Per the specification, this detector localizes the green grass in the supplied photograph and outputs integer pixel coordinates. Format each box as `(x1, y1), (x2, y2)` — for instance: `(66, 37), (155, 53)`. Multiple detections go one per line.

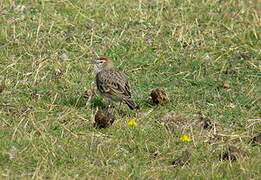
(0, 0), (260, 179)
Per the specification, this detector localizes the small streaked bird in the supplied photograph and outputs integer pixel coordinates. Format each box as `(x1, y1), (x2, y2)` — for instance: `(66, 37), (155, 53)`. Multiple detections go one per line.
(90, 57), (139, 110)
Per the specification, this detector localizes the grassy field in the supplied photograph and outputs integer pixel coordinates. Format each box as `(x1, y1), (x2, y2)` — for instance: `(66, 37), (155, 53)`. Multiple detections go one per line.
(0, 0), (260, 179)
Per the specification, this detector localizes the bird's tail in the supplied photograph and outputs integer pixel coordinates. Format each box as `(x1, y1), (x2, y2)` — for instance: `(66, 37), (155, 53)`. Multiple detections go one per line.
(124, 99), (140, 110)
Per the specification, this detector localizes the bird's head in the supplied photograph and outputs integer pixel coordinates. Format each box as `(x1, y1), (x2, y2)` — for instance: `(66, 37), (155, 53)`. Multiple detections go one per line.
(90, 57), (114, 73)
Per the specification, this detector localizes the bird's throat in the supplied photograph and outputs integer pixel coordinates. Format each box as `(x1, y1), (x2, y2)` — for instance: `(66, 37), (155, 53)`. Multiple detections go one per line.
(94, 64), (102, 73)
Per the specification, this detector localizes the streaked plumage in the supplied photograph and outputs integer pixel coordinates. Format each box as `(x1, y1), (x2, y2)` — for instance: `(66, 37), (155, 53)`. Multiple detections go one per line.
(91, 57), (139, 110)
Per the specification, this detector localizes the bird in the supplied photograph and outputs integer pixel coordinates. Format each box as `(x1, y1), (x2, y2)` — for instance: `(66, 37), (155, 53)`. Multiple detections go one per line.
(90, 57), (139, 110)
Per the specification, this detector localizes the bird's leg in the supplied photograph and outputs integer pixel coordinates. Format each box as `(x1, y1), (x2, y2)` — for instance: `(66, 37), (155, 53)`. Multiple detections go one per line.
(116, 101), (125, 115)
(107, 99), (115, 109)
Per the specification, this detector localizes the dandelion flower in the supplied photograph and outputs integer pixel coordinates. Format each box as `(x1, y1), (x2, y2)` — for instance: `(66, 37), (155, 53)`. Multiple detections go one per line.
(180, 134), (191, 142)
(128, 120), (137, 126)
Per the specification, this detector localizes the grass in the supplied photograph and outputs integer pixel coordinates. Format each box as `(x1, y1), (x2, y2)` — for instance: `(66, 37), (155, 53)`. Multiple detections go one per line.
(0, 0), (260, 179)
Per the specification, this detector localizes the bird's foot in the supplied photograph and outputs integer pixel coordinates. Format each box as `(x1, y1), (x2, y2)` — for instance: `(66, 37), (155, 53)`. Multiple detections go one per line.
(106, 104), (115, 109)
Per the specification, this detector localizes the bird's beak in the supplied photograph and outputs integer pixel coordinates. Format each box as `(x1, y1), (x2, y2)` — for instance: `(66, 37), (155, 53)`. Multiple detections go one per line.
(90, 60), (96, 64)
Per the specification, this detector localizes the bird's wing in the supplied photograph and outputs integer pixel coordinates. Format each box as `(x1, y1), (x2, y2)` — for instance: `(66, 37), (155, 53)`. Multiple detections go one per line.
(96, 68), (132, 99)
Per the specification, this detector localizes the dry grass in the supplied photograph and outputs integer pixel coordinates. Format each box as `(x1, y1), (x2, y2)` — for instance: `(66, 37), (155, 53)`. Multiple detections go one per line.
(0, 0), (260, 179)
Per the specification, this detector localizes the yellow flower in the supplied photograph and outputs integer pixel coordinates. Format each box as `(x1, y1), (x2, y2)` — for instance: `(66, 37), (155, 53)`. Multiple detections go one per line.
(180, 134), (191, 142)
(128, 120), (137, 126)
